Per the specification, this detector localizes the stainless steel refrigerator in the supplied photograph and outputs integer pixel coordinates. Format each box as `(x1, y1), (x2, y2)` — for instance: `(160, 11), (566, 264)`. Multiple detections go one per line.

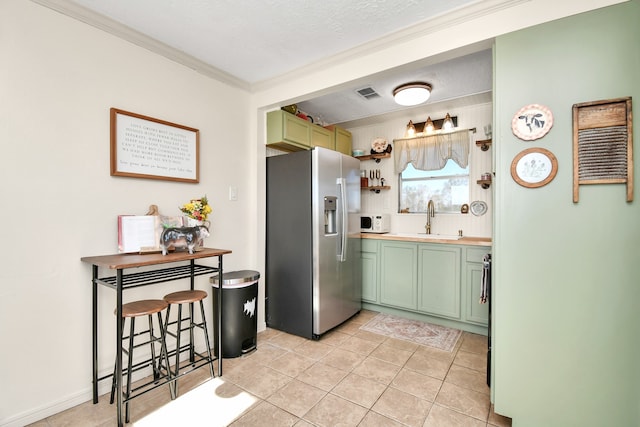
(266, 147), (361, 339)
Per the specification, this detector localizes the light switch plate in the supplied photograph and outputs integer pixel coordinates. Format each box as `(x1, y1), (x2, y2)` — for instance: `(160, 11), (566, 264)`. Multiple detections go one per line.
(228, 186), (238, 201)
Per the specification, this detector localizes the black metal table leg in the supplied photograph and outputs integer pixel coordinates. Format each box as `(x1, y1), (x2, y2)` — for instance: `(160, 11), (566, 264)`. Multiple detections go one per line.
(92, 265), (98, 404)
(82, 249), (230, 426)
(217, 256), (223, 376)
(116, 269), (124, 427)
(189, 260), (195, 363)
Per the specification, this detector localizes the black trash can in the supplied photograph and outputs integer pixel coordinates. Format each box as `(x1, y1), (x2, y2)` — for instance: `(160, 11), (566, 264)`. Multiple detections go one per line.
(210, 270), (260, 358)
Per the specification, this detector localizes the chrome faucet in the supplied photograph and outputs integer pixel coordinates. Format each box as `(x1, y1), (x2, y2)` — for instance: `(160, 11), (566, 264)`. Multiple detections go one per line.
(425, 199), (435, 234)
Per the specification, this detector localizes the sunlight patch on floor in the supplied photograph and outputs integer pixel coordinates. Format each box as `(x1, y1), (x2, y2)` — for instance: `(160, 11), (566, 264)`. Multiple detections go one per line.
(133, 378), (256, 426)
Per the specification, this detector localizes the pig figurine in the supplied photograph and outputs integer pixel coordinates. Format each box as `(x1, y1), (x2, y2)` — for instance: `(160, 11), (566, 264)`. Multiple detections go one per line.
(160, 226), (210, 255)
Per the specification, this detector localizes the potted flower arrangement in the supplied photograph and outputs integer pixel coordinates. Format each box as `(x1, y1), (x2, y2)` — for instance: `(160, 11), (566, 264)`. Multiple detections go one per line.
(180, 195), (212, 227)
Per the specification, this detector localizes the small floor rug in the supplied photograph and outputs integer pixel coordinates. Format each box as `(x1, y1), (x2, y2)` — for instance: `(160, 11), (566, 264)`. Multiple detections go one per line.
(360, 313), (462, 352)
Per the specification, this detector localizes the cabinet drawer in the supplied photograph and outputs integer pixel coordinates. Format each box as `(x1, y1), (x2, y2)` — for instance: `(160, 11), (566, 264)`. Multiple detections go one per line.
(466, 247), (490, 263)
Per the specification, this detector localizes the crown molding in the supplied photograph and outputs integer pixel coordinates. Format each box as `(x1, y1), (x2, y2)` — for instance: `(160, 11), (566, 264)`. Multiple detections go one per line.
(30, 0), (252, 91)
(250, 0), (526, 91)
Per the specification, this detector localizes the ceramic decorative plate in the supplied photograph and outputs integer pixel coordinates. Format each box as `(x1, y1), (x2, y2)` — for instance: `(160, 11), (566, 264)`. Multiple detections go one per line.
(470, 200), (488, 216)
(511, 104), (553, 141)
(510, 147), (558, 188)
(371, 137), (388, 153)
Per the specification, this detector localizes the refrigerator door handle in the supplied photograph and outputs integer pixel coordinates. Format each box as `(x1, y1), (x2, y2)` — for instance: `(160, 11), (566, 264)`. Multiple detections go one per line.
(337, 177), (347, 262)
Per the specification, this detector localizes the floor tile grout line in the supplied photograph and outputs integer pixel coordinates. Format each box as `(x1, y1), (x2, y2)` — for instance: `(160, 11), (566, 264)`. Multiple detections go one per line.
(33, 310), (501, 427)
(323, 329), (445, 426)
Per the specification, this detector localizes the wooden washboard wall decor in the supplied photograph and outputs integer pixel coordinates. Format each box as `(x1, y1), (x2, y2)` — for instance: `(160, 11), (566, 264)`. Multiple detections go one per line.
(573, 97), (633, 202)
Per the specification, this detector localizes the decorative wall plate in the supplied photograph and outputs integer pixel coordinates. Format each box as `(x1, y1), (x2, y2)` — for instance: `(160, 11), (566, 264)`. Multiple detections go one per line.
(511, 104), (553, 141)
(511, 147), (558, 188)
(470, 201), (487, 216)
(371, 137), (389, 153)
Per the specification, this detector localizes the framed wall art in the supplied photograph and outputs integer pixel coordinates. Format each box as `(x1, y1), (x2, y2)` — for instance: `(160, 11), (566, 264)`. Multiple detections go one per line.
(512, 104), (554, 141)
(110, 108), (200, 183)
(511, 147), (558, 188)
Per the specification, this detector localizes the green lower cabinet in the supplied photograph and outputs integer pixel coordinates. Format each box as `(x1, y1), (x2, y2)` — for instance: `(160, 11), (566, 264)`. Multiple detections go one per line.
(417, 245), (461, 319)
(463, 248), (490, 325)
(379, 241), (417, 310)
(362, 238), (490, 334)
(361, 240), (379, 303)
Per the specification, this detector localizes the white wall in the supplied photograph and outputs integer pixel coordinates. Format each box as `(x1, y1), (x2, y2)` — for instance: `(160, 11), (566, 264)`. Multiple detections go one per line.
(349, 102), (493, 237)
(0, 1), (252, 425)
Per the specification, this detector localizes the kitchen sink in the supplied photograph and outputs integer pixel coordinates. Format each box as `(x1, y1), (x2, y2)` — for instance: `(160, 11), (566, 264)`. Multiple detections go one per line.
(390, 233), (461, 240)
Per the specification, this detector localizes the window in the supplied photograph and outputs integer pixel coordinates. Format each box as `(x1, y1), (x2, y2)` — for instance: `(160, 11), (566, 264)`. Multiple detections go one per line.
(399, 160), (469, 213)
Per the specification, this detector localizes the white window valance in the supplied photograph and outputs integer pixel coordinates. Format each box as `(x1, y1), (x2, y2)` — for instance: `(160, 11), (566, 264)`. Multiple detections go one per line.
(394, 129), (471, 173)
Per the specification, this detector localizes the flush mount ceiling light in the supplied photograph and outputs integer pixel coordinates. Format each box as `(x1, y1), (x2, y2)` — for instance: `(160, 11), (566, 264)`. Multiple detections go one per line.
(393, 82), (432, 106)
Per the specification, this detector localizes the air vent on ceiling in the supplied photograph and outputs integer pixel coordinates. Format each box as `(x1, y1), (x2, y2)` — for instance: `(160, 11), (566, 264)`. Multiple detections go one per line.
(356, 87), (380, 100)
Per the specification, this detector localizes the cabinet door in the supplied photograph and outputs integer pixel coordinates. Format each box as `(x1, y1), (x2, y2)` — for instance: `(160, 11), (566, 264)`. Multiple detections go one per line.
(283, 112), (311, 146)
(380, 242), (417, 310)
(266, 110), (311, 151)
(362, 251), (378, 303)
(417, 245), (461, 319)
(334, 127), (352, 155)
(464, 262), (489, 325)
(361, 239), (378, 303)
(311, 125), (334, 150)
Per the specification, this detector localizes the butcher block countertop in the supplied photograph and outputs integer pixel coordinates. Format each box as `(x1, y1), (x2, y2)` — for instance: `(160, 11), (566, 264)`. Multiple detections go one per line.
(361, 233), (492, 247)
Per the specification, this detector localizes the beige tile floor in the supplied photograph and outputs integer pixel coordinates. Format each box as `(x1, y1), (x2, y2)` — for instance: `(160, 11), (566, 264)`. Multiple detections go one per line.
(29, 310), (512, 426)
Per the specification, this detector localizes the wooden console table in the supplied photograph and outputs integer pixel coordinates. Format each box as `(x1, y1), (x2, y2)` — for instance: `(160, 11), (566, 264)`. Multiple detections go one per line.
(81, 247), (232, 427)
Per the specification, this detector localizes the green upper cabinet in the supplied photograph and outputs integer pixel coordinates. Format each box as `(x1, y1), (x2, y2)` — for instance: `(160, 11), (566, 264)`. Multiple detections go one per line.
(310, 125), (333, 150)
(267, 110), (342, 152)
(267, 110), (311, 151)
(327, 125), (353, 155)
(417, 244), (462, 319)
(379, 241), (418, 310)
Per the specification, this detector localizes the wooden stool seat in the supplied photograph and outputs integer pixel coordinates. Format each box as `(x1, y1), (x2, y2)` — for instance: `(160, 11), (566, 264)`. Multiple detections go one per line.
(163, 290), (207, 305)
(110, 299), (173, 423)
(117, 299), (168, 317)
(162, 289), (214, 396)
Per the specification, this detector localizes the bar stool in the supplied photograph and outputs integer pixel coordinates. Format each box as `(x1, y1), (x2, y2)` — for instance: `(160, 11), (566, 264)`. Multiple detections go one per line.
(109, 299), (173, 423)
(162, 289), (215, 396)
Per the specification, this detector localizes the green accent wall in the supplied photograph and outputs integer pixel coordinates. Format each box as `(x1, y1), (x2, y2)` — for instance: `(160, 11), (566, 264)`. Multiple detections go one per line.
(494, 1), (640, 426)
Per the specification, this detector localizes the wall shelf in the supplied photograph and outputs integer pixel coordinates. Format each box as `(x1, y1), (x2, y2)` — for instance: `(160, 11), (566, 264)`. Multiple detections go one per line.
(355, 152), (391, 163)
(362, 185), (390, 193)
(477, 179), (492, 189)
(476, 139), (492, 151)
